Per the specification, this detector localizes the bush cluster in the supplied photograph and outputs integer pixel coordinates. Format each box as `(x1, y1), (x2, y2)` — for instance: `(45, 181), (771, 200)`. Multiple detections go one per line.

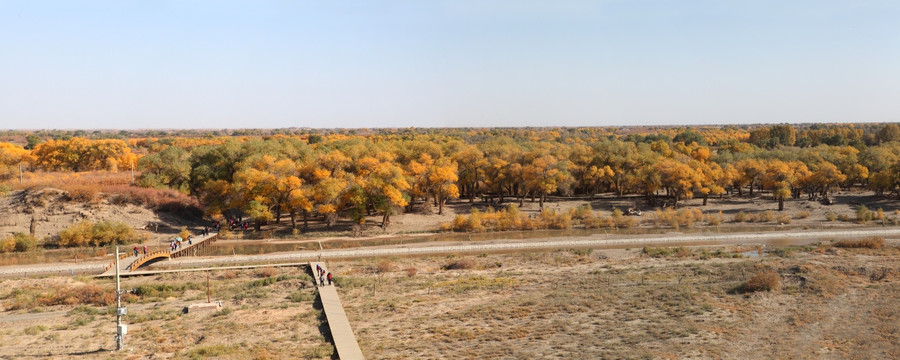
(0, 232), (37, 253)
(834, 237), (885, 249)
(8, 284), (115, 310)
(732, 210), (777, 223)
(56, 220), (144, 247)
(738, 270), (781, 293)
(854, 206), (885, 224)
(443, 259), (477, 270)
(777, 214), (792, 224)
(651, 208), (706, 229)
(583, 208), (636, 229)
(443, 205), (574, 232)
(442, 204), (643, 233)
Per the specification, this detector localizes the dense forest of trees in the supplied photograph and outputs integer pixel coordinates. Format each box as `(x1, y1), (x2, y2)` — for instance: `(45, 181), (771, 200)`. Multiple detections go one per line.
(1, 124), (898, 229)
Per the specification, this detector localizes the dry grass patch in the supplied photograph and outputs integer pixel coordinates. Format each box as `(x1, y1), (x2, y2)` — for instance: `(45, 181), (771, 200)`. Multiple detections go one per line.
(736, 270), (781, 293)
(834, 237), (885, 250)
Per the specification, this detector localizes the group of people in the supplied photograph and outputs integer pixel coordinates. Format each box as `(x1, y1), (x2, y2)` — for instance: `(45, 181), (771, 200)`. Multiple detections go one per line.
(132, 246), (148, 257)
(131, 223), (220, 256)
(170, 238), (182, 251)
(315, 264), (333, 286)
(226, 217), (250, 231)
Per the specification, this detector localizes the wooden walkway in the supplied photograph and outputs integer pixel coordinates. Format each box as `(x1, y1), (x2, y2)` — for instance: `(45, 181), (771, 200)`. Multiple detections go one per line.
(99, 232), (218, 276)
(310, 262), (364, 360)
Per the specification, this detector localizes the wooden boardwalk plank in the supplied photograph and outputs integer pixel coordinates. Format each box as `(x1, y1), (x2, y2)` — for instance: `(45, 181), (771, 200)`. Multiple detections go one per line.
(310, 262), (364, 360)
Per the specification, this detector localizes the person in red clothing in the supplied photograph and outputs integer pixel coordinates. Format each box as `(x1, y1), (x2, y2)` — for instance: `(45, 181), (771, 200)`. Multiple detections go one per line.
(326, 272), (333, 285)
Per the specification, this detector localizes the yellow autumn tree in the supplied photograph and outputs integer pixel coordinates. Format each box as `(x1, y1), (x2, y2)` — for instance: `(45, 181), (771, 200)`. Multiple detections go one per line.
(427, 157), (460, 215)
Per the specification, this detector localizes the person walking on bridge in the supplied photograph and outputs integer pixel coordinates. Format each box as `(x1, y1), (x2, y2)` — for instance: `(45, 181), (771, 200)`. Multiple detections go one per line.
(326, 272), (333, 285)
(143, 245), (147, 255)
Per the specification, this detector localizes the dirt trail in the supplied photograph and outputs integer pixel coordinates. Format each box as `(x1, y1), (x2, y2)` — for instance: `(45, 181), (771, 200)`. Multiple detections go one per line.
(2, 227), (898, 277)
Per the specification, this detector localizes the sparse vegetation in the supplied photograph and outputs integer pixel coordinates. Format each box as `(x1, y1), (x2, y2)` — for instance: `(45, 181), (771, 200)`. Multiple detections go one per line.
(443, 258), (477, 270)
(56, 220), (145, 247)
(737, 270), (781, 293)
(834, 237), (885, 249)
(0, 232), (37, 253)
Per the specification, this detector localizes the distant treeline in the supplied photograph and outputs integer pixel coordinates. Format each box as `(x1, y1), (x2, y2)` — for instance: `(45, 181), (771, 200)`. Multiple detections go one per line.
(1, 124), (898, 229)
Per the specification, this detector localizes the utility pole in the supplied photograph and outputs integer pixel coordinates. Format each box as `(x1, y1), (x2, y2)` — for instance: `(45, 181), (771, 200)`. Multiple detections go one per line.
(19, 164), (23, 184)
(114, 246), (127, 351)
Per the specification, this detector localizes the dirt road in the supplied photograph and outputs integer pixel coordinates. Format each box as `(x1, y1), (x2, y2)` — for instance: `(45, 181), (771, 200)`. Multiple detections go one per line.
(2, 227), (899, 277)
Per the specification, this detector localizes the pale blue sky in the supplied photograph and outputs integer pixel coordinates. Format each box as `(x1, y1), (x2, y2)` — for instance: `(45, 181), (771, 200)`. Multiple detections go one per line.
(1, 1), (898, 129)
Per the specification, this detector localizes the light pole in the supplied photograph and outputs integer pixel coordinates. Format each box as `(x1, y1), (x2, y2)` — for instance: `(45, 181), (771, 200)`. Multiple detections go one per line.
(114, 246), (127, 351)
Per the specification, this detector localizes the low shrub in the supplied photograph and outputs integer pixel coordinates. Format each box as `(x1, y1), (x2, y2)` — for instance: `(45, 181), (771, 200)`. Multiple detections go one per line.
(856, 206), (873, 224)
(24, 325), (47, 335)
(134, 283), (201, 299)
(572, 204), (593, 220)
(777, 214), (792, 224)
(26, 284), (116, 308)
(443, 259), (477, 270)
(825, 212), (836, 221)
(0, 237), (15, 253)
(652, 208), (704, 229)
(543, 210), (573, 229)
(56, 220), (144, 247)
(288, 291), (315, 303)
(256, 267), (278, 278)
(737, 270), (781, 293)
(185, 345), (240, 360)
(642, 247), (673, 258)
(0, 233), (38, 253)
(376, 260), (396, 274)
(834, 237), (884, 249)
(247, 274), (292, 288)
(705, 211), (724, 226)
(404, 266), (417, 277)
(796, 210), (810, 219)
(733, 211), (748, 223)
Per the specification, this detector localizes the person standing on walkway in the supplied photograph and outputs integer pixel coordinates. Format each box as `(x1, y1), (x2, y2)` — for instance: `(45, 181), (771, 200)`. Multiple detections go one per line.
(133, 246), (138, 257)
(326, 272), (333, 285)
(143, 245), (147, 255)
(319, 273), (325, 286)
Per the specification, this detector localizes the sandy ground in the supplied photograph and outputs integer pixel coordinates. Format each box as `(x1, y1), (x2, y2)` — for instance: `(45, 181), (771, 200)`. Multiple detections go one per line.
(330, 242), (900, 359)
(1, 240), (898, 359)
(0, 189), (204, 245)
(0, 266), (331, 359)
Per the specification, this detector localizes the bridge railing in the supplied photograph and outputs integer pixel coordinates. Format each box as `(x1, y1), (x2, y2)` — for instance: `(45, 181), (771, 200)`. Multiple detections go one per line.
(103, 252), (130, 273)
(171, 233), (219, 259)
(127, 250), (171, 271)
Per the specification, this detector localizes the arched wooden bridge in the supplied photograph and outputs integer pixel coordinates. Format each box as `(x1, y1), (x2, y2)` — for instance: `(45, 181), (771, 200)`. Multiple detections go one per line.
(100, 233), (219, 276)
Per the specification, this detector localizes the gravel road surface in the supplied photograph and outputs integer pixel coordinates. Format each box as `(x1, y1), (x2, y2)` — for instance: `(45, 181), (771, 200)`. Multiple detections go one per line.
(3, 227), (899, 277)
